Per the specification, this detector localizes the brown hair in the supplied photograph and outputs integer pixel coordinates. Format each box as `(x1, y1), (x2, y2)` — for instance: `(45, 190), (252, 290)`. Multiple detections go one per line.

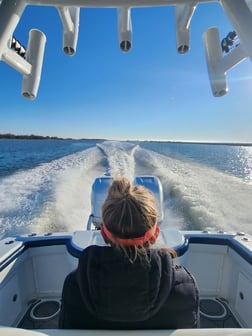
(102, 176), (157, 240)
(102, 176), (176, 262)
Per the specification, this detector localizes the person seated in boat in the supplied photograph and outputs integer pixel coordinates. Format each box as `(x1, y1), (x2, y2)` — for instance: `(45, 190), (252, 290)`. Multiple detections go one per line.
(59, 176), (199, 329)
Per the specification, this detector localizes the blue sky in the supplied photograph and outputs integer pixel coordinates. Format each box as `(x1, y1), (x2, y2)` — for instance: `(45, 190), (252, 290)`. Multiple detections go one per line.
(0, 2), (252, 142)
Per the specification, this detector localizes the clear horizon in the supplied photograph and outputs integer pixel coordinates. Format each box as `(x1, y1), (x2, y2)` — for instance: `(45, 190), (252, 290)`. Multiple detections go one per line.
(1, 133), (252, 145)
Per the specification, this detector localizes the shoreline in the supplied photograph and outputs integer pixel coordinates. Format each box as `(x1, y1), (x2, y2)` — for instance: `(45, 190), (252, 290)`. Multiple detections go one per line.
(0, 134), (251, 146)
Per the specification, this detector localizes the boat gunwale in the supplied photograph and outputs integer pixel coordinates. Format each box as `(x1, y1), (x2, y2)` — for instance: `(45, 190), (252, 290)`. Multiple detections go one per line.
(1, 231), (252, 272)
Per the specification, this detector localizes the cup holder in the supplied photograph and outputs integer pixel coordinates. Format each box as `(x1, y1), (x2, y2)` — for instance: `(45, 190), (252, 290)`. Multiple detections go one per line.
(200, 297), (227, 319)
(30, 299), (61, 320)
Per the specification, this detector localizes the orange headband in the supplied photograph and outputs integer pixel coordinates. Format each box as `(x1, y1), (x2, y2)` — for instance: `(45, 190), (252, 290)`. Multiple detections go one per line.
(101, 223), (159, 246)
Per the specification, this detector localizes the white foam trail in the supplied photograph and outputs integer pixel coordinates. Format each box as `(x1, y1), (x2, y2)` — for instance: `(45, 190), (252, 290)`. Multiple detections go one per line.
(0, 147), (104, 235)
(97, 141), (138, 180)
(36, 146), (107, 233)
(134, 147), (252, 234)
(1, 141), (251, 236)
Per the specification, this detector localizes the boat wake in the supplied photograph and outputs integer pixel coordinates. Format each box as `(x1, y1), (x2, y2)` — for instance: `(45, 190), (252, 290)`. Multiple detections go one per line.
(96, 141), (138, 180)
(0, 141), (251, 236)
(134, 146), (252, 233)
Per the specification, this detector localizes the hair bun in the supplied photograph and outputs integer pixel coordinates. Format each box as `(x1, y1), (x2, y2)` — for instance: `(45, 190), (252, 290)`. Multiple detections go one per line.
(108, 177), (132, 199)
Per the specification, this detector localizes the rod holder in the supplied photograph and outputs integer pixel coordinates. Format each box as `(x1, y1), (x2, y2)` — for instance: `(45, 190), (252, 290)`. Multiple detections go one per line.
(57, 6), (80, 56)
(175, 3), (196, 54)
(118, 7), (132, 52)
(203, 27), (228, 97)
(22, 29), (46, 100)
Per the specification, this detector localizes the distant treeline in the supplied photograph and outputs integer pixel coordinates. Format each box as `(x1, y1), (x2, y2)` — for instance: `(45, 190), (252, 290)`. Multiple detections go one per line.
(0, 133), (68, 140)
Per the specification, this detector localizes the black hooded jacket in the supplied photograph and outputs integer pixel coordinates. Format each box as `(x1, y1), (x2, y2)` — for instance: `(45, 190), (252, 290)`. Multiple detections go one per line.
(59, 245), (199, 329)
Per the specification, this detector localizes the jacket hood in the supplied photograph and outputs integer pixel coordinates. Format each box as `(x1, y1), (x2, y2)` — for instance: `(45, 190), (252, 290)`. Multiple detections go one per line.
(77, 246), (174, 322)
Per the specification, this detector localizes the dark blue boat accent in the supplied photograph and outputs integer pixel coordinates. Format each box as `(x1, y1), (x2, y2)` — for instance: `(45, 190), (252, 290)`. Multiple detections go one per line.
(0, 244), (26, 272)
(1, 232), (252, 272)
(66, 240), (82, 258)
(174, 236), (190, 256)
